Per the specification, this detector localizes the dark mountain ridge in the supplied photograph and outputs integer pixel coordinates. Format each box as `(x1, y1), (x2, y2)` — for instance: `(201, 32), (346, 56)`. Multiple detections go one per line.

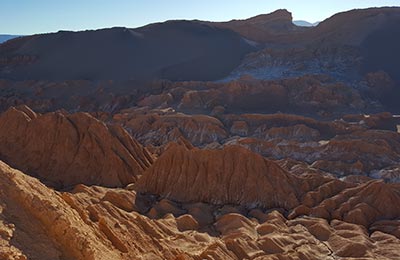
(0, 34), (21, 44)
(0, 22), (256, 81)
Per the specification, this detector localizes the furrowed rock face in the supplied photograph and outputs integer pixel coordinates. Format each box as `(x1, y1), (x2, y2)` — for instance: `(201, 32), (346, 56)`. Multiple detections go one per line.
(298, 180), (400, 227)
(136, 143), (400, 231)
(117, 111), (228, 147)
(0, 106), (153, 188)
(0, 160), (120, 260)
(137, 144), (301, 209)
(2, 160), (400, 260)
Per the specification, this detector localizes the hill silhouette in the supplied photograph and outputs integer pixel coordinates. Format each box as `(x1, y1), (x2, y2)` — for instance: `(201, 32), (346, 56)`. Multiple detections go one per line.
(0, 22), (256, 81)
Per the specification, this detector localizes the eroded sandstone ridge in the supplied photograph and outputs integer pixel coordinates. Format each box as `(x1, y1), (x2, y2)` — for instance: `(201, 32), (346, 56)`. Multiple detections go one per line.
(1, 158), (400, 260)
(137, 143), (400, 229)
(0, 161), (120, 260)
(0, 99), (399, 259)
(137, 144), (300, 209)
(0, 106), (153, 188)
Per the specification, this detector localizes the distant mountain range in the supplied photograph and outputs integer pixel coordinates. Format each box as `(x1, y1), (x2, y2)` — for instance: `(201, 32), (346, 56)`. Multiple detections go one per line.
(0, 7), (399, 87)
(0, 35), (21, 43)
(293, 20), (320, 27)
(0, 24), (256, 81)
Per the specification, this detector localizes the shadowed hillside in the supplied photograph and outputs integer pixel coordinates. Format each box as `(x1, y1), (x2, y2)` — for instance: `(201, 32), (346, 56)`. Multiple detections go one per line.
(0, 22), (256, 81)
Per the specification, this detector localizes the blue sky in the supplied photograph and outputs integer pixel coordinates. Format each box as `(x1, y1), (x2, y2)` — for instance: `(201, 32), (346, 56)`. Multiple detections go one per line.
(2, 0), (400, 34)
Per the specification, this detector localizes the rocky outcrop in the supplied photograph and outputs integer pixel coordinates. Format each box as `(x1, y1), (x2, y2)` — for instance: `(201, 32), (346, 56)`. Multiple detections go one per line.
(208, 9), (306, 43)
(137, 144), (301, 209)
(88, 177), (400, 259)
(223, 116), (400, 178)
(134, 140), (400, 231)
(1, 155), (400, 259)
(0, 106), (153, 188)
(227, 135), (400, 177)
(114, 110), (228, 146)
(260, 124), (320, 141)
(0, 160), (232, 260)
(292, 179), (400, 227)
(0, 160), (120, 260)
(110, 106), (400, 180)
(230, 121), (249, 136)
(171, 75), (364, 115)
